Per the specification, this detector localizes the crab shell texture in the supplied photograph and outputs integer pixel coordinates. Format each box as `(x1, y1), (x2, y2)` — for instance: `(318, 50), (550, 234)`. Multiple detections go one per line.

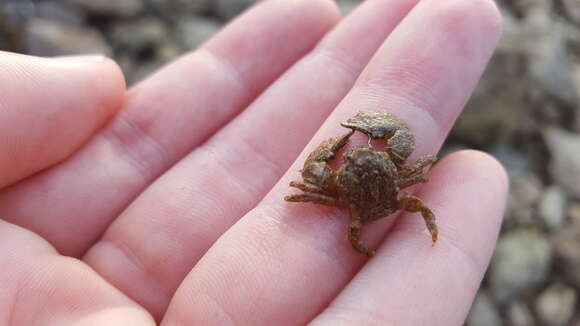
(340, 111), (415, 164)
(300, 138), (406, 223)
(337, 147), (400, 221)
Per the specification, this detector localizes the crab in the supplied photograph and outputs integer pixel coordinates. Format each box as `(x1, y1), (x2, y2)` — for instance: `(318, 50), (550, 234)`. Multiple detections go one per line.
(284, 111), (438, 257)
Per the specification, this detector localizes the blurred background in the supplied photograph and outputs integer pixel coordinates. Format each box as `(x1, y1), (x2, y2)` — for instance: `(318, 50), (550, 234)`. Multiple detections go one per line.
(0, 0), (579, 325)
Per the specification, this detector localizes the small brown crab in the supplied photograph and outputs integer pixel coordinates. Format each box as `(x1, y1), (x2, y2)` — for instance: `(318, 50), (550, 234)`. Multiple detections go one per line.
(284, 111), (438, 257)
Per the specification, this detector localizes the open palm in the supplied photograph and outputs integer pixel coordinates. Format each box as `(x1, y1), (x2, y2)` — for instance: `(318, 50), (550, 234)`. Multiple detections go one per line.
(1, 0), (507, 325)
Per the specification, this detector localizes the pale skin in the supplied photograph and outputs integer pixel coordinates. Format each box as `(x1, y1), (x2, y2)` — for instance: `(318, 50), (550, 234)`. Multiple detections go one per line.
(0, 0), (506, 325)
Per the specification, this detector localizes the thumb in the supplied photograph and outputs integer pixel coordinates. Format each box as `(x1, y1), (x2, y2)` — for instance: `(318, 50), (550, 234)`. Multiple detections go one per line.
(0, 52), (125, 188)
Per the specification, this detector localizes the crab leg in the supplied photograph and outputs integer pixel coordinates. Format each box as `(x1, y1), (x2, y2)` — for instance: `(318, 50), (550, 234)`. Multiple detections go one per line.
(347, 217), (375, 257)
(397, 155), (437, 177)
(285, 131), (353, 205)
(398, 194), (438, 244)
(289, 181), (325, 194)
(396, 174), (428, 189)
(284, 193), (339, 206)
(304, 129), (354, 166)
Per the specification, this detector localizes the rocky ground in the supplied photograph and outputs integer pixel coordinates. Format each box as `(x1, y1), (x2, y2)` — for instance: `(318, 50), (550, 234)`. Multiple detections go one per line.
(1, 0), (579, 325)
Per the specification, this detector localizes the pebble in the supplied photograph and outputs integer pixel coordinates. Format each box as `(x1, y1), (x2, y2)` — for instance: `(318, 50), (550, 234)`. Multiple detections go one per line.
(453, 49), (528, 147)
(110, 18), (169, 53)
(63, 0), (144, 17)
(526, 16), (578, 109)
(215, 0), (259, 21)
(553, 224), (580, 288)
(490, 144), (532, 175)
(535, 283), (577, 326)
(543, 128), (580, 199)
(24, 18), (111, 56)
(562, 0), (580, 25)
(149, 0), (211, 16)
(490, 229), (552, 302)
(33, 2), (84, 26)
(505, 173), (542, 226)
(567, 202), (580, 225)
(127, 59), (165, 85)
(176, 16), (221, 51)
(538, 185), (567, 230)
(507, 301), (536, 326)
(336, 0), (359, 15)
(466, 291), (503, 326)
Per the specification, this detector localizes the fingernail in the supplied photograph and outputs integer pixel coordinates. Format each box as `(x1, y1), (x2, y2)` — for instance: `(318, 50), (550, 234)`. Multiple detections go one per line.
(53, 54), (108, 63)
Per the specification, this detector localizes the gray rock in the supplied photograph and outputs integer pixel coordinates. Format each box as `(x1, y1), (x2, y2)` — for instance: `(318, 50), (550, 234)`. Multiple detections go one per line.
(336, 0), (359, 15)
(176, 16), (221, 51)
(543, 128), (580, 198)
(466, 291), (503, 326)
(109, 17), (182, 70)
(490, 145), (532, 176)
(553, 223), (580, 288)
(497, 0), (552, 15)
(525, 11), (578, 109)
(496, 4), (579, 123)
(33, 2), (84, 26)
(156, 39), (182, 62)
(490, 229), (552, 301)
(538, 186), (567, 230)
(115, 52), (137, 84)
(505, 173), (542, 226)
(567, 202), (580, 225)
(0, 6), (27, 52)
(534, 283), (577, 326)
(562, 0), (580, 25)
(110, 18), (168, 52)
(24, 18), (111, 57)
(0, 0), (34, 23)
(63, 0), (144, 17)
(149, 0), (212, 16)
(451, 49), (528, 147)
(507, 301), (536, 326)
(215, 0), (259, 21)
(127, 59), (165, 86)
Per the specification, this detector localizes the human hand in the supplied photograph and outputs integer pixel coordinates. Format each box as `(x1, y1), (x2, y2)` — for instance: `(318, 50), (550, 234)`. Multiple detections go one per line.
(0, 0), (506, 325)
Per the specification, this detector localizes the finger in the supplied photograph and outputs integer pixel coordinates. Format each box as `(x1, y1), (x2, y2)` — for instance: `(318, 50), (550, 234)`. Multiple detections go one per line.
(310, 151), (508, 326)
(85, 0), (421, 318)
(0, 0), (340, 257)
(0, 52), (124, 188)
(0, 220), (154, 325)
(162, 0), (502, 325)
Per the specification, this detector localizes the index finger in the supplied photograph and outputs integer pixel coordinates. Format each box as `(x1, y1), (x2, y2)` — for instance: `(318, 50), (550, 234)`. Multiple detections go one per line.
(163, 0), (503, 325)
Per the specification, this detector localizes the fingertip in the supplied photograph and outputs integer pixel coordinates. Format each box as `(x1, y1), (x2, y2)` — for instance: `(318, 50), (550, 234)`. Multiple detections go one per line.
(44, 55), (127, 119)
(435, 0), (503, 50)
(438, 149), (509, 201)
(310, 0), (343, 26)
(0, 53), (127, 187)
(475, 0), (503, 41)
(96, 57), (127, 119)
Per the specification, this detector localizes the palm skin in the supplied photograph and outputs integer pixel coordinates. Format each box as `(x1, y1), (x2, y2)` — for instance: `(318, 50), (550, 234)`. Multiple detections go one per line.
(0, 0), (506, 325)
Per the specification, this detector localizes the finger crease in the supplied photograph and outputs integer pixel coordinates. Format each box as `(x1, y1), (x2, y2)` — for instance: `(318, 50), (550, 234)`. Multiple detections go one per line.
(312, 48), (361, 80)
(234, 138), (285, 180)
(103, 113), (170, 180)
(197, 48), (254, 100)
(437, 230), (485, 279)
(101, 238), (173, 301)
